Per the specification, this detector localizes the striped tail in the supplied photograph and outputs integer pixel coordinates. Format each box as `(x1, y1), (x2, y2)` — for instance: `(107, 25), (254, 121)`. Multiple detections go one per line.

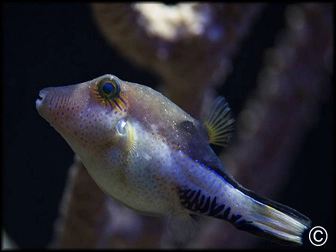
(179, 186), (311, 245)
(233, 189), (312, 245)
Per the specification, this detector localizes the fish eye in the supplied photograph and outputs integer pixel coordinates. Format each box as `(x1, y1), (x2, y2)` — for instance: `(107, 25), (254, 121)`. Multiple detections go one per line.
(97, 78), (120, 100)
(102, 82), (114, 94)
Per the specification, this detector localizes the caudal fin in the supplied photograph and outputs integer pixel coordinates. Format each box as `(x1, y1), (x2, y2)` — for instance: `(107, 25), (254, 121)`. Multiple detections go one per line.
(234, 189), (312, 245)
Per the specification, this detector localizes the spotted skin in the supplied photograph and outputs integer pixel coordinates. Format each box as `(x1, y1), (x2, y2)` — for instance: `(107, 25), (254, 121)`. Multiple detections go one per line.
(36, 74), (311, 245)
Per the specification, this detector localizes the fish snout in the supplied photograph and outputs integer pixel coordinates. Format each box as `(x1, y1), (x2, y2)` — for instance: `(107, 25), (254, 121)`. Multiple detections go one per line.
(35, 86), (74, 122)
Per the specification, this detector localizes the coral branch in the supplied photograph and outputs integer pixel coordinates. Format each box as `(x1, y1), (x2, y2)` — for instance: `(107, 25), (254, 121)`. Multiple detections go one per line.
(49, 155), (113, 248)
(91, 3), (265, 117)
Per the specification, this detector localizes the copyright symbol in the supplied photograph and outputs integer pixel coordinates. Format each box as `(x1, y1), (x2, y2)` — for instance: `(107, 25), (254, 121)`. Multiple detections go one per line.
(309, 226), (328, 246)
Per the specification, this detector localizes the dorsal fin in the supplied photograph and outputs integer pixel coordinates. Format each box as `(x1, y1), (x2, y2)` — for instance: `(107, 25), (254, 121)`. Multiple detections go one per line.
(203, 96), (235, 148)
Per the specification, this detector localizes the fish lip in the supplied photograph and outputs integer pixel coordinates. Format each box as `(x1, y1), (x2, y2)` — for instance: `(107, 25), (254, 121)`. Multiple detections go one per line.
(35, 90), (46, 109)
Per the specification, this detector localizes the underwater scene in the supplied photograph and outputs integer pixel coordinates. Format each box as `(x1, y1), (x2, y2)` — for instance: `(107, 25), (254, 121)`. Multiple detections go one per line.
(3, 3), (333, 249)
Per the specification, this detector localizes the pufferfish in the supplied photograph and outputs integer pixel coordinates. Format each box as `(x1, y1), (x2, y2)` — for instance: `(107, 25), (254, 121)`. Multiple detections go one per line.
(36, 74), (311, 246)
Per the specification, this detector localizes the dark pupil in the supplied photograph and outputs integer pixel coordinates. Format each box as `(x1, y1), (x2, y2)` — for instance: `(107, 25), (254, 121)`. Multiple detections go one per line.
(102, 83), (115, 94)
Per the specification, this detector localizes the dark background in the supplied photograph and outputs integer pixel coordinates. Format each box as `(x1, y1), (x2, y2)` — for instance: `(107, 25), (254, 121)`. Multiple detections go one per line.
(2, 3), (334, 249)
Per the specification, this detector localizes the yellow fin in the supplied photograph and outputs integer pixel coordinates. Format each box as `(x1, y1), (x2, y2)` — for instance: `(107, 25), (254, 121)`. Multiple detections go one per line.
(204, 96), (235, 148)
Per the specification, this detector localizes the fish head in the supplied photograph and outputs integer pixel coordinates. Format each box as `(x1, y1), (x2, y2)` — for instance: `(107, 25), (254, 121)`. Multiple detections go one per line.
(36, 73), (199, 194)
(36, 74), (135, 167)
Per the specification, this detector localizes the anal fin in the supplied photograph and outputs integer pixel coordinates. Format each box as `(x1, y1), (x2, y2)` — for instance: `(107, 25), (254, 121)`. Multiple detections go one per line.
(167, 213), (199, 245)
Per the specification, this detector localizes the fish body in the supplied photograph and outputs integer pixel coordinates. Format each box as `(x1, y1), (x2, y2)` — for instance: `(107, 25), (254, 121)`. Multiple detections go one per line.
(36, 74), (311, 245)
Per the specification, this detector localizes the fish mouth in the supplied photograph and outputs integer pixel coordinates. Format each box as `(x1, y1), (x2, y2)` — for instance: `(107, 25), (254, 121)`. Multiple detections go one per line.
(35, 90), (46, 109)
